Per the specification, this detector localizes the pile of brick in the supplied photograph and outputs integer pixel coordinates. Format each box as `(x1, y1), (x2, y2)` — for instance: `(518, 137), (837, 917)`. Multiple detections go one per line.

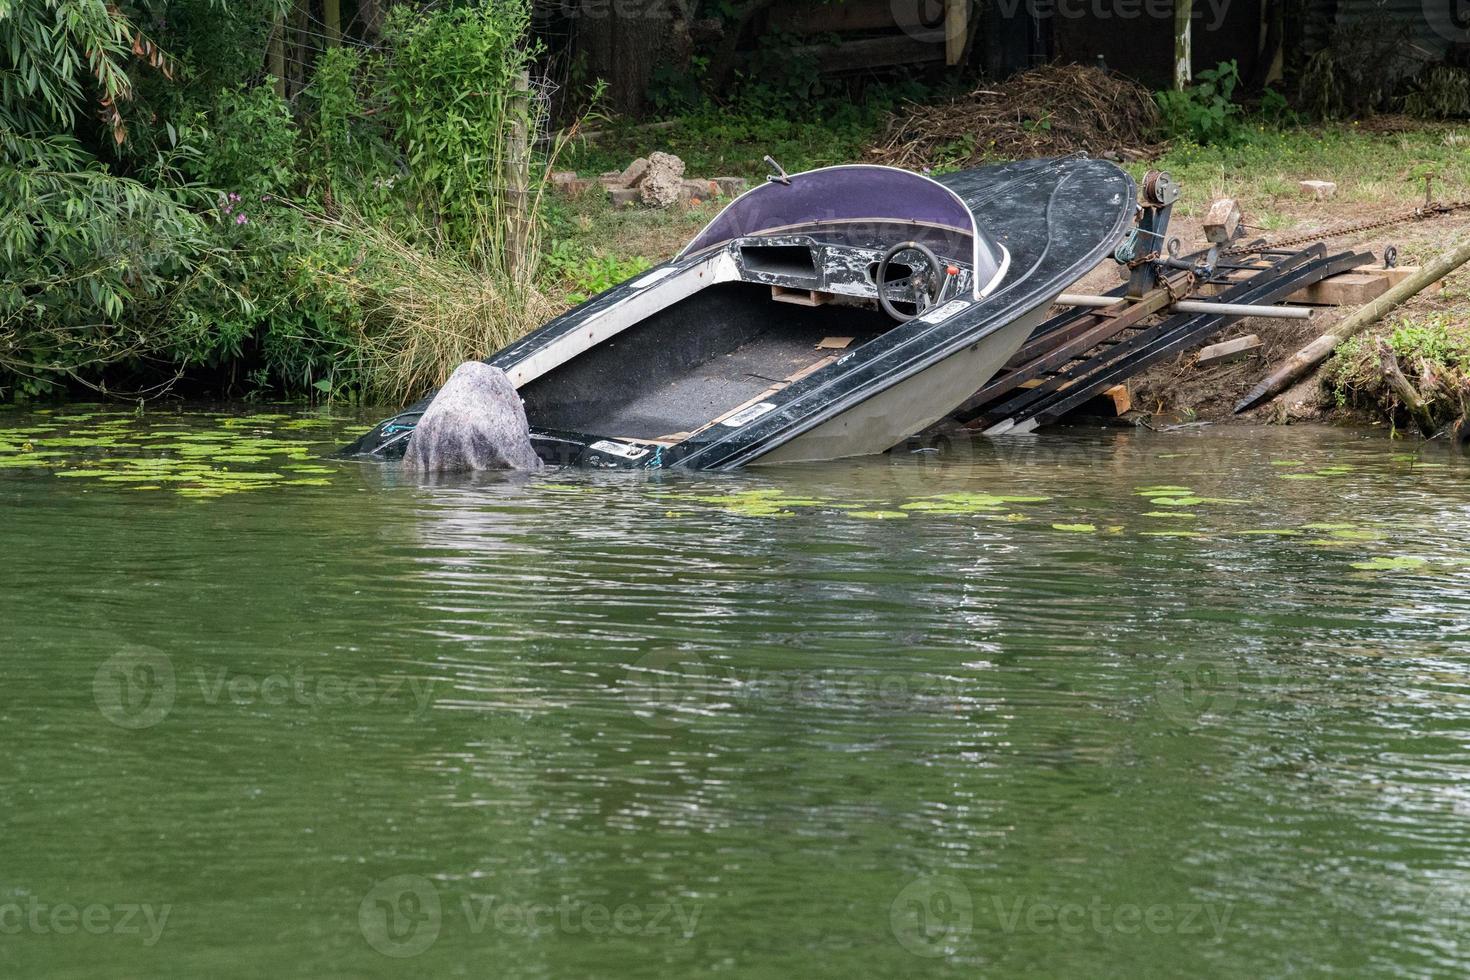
(551, 151), (748, 209)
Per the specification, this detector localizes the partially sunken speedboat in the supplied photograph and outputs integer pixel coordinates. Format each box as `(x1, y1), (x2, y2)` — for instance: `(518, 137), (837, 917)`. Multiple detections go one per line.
(343, 156), (1134, 469)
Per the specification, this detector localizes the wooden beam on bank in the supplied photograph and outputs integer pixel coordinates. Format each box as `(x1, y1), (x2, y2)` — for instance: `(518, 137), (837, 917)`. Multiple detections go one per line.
(1235, 237), (1470, 413)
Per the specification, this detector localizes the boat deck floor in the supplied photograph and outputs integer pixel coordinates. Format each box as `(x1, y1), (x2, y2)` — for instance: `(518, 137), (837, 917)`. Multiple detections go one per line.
(606, 330), (840, 441)
(519, 283), (894, 443)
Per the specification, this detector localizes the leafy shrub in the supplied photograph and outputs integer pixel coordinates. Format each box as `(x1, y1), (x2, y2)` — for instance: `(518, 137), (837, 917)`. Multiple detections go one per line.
(306, 210), (555, 399)
(385, 2), (544, 274)
(188, 84), (298, 201)
(1155, 61), (1242, 144)
(1297, 18), (1410, 120)
(542, 241), (651, 304)
(1328, 316), (1470, 423)
(1404, 66), (1470, 120)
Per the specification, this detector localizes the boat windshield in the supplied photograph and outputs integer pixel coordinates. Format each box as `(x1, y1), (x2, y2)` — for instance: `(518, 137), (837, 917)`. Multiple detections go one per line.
(679, 165), (1005, 296)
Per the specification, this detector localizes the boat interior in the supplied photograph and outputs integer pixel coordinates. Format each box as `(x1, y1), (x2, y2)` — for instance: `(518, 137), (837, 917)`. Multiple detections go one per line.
(519, 227), (984, 445)
(511, 165), (1010, 447)
(519, 279), (896, 443)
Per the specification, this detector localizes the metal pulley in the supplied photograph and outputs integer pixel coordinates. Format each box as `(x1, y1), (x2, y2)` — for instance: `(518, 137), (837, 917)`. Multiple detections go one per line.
(1141, 170), (1180, 207)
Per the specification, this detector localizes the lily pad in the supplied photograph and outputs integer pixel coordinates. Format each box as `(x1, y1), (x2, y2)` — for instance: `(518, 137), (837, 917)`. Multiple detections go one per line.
(1052, 523), (1096, 533)
(1351, 556), (1428, 571)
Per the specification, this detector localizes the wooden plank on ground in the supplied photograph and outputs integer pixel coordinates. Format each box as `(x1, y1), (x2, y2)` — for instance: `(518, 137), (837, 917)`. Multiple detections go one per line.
(1196, 334), (1262, 366)
(1358, 265), (1445, 291)
(1289, 272), (1390, 306)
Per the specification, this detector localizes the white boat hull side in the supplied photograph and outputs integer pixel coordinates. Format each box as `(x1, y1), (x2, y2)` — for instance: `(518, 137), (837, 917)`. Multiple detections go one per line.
(749, 301), (1051, 465)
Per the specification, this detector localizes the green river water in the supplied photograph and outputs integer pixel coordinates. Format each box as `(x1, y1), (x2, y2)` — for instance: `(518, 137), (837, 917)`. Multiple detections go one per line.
(3, 406), (1470, 977)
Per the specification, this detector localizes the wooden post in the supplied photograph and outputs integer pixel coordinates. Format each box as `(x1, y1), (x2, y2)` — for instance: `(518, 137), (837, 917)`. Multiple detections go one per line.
(944, 0), (968, 67)
(1235, 236), (1470, 413)
(505, 70), (531, 284)
(323, 0), (341, 47)
(268, 16), (285, 98)
(1173, 0), (1192, 90)
(1378, 340), (1439, 435)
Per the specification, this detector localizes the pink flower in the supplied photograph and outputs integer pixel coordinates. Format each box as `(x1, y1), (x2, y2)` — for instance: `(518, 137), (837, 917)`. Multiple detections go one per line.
(235, 213), (248, 225)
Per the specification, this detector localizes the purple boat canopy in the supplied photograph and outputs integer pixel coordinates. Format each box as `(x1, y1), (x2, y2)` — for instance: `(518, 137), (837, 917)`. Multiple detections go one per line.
(679, 165), (1008, 298)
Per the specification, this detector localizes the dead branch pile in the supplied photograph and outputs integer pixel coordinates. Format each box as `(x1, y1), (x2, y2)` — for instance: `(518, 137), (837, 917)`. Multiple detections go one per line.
(870, 64), (1162, 168)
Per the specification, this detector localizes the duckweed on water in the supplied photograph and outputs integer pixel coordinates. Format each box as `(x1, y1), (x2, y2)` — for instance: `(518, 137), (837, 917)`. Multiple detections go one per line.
(1352, 556), (1429, 571)
(1052, 523), (1097, 533)
(0, 410), (352, 498)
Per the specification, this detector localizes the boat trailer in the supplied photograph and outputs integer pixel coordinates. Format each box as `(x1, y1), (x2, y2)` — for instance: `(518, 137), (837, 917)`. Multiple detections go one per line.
(949, 169), (1374, 434)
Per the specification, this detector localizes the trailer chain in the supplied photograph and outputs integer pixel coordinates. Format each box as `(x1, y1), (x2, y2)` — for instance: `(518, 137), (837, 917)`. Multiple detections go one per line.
(1225, 199), (1470, 256)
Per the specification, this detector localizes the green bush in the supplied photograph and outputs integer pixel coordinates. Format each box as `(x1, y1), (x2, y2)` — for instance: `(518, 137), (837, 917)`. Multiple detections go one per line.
(1155, 61), (1242, 145)
(385, 2), (542, 269)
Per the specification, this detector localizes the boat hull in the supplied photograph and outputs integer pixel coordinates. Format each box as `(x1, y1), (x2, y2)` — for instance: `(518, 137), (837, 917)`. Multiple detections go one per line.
(751, 305), (1045, 465)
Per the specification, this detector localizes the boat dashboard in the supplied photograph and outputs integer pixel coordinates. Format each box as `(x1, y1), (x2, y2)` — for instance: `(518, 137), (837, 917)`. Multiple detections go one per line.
(728, 232), (979, 308)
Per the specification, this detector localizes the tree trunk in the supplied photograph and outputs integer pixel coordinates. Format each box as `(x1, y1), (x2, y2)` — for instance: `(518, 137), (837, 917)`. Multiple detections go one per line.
(288, 0), (310, 100)
(705, 0), (776, 96)
(1173, 0), (1192, 90)
(360, 0), (382, 41)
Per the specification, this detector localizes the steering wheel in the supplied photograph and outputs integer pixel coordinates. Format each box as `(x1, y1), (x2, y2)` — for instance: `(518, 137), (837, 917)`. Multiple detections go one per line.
(876, 241), (946, 322)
